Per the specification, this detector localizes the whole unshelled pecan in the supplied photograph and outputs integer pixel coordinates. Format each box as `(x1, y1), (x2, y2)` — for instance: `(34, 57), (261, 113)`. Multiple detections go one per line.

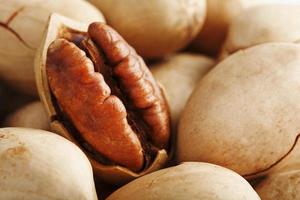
(46, 23), (170, 172)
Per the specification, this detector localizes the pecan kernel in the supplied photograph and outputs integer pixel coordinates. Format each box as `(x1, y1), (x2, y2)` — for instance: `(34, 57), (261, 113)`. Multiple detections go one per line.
(46, 23), (170, 172)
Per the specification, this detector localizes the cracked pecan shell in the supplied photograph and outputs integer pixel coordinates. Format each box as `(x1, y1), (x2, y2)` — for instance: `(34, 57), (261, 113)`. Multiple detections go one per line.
(35, 14), (171, 184)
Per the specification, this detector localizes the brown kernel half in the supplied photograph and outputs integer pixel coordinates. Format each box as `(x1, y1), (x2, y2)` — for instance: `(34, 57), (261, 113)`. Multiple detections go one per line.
(46, 23), (170, 172)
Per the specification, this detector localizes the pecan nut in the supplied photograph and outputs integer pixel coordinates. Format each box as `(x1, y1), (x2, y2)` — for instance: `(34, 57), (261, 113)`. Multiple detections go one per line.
(46, 22), (170, 172)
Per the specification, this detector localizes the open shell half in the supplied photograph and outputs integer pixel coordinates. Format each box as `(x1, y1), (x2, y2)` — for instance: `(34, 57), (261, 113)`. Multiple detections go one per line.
(35, 13), (169, 185)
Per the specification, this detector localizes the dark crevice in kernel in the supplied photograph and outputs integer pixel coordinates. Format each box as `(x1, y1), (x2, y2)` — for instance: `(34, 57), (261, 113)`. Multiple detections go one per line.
(59, 27), (88, 45)
(79, 37), (156, 169)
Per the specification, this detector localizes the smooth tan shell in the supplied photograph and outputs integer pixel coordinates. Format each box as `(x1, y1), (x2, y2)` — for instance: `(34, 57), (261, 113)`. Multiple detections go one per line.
(257, 133), (300, 177)
(254, 133), (300, 199)
(0, 127), (97, 200)
(88, 0), (206, 59)
(221, 5), (300, 59)
(178, 43), (300, 178)
(107, 162), (260, 200)
(35, 13), (169, 185)
(150, 54), (214, 131)
(255, 170), (300, 200)
(0, 0), (105, 95)
(189, 0), (300, 56)
(255, 136), (300, 199)
(4, 101), (49, 130)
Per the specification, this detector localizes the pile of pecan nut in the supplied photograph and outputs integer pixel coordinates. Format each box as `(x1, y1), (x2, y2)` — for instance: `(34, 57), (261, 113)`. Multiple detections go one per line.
(1, 0), (300, 200)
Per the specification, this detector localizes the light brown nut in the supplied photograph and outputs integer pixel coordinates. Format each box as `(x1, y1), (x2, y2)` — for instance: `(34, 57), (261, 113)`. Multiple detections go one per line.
(150, 54), (214, 131)
(4, 101), (49, 130)
(188, 0), (297, 57)
(178, 43), (300, 179)
(0, 0), (105, 95)
(253, 136), (300, 199)
(35, 14), (171, 184)
(0, 127), (97, 200)
(107, 162), (260, 200)
(255, 170), (300, 200)
(88, 0), (206, 59)
(221, 5), (300, 59)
